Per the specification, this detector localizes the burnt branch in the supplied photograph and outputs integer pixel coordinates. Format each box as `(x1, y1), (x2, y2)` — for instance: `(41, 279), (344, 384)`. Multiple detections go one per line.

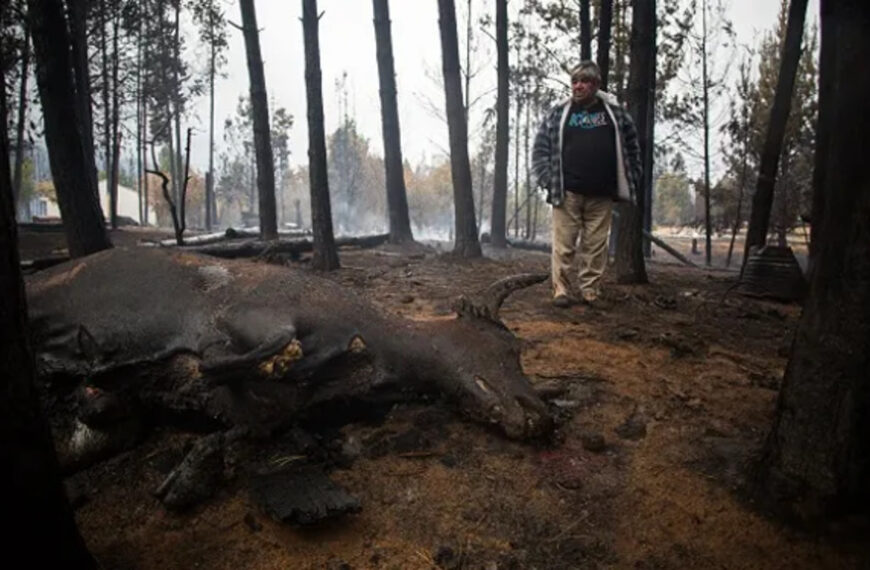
(147, 138), (183, 245)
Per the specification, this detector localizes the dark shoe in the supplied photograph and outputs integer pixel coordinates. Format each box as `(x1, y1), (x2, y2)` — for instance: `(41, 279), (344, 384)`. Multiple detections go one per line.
(552, 295), (573, 308)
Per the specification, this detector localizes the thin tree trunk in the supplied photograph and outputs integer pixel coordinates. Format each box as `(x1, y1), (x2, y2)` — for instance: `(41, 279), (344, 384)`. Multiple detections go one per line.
(438, 0), (481, 257)
(513, 81), (522, 238)
(0, 62), (96, 567)
(614, 0), (653, 284)
(109, 5), (120, 229)
(239, 0), (278, 239)
(776, 151), (792, 246)
(464, 0), (472, 121)
(491, 0), (509, 248)
(524, 94), (531, 240)
(701, 0), (713, 266)
(808, 0), (835, 267)
(67, 0), (96, 204)
(142, 16), (150, 227)
(28, 0), (112, 257)
(136, 12), (143, 224)
(173, 1), (183, 206)
(580, 0), (591, 60)
(179, 127), (191, 234)
(756, 0), (870, 519)
(742, 0), (809, 272)
(726, 127), (749, 268)
(12, 30), (30, 217)
(302, 0), (339, 269)
(207, 5), (216, 231)
(373, 0), (414, 243)
(99, 0), (111, 216)
(597, 0), (613, 91)
(613, 0), (627, 100)
(476, 152), (488, 229)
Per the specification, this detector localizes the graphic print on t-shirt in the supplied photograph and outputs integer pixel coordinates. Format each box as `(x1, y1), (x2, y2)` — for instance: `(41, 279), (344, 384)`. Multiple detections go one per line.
(561, 100), (617, 198)
(567, 108), (608, 129)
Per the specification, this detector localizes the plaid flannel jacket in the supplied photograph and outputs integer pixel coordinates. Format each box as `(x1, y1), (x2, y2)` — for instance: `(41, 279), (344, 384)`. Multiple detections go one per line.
(531, 92), (642, 207)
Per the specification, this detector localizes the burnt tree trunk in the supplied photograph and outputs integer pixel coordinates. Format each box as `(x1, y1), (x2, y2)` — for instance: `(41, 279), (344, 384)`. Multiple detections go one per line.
(172, 2), (183, 206)
(109, 4), (120, 229)
(513, 74), (521, 238)
(239, 0), (278, 240)
(701, 0), (712, 266)
(27, 0), (111, 257)
(580, 0), (591, 60)
(206, 7), (216, 231)
(12, 29), (30, 216)
(67, 0), (94, 174)
(302, 0), (339, 270)
(0, 55), (96, 568)
(614, 0), (654, 284)
(99, 0), (111, 217)
(742, 0), (809, 272)
(490, 0), (509, 248)
(597, 0), (613, 91)
(135, 10), (143, 224)
(438, 0), (481, 258)
(809, 0), (836, 267)
(756, 0), (870, 520)
(372, 0), (414, 244)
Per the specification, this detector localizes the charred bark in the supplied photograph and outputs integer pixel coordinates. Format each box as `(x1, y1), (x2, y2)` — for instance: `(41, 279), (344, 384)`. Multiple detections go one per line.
(148, 139), (184, 245)
(240, 0), (278, 240)
(185, 233), (390, 259)
(372, 0), (413, 244)
(67, 0), (95, 187)
(701, 0), (712, 266)
(0, 62), (96, 568)
(99, 0), (112, 219)
(579, 0), (591, 60)
(438, 0), (481, 258)
(742, 0), (809, 272)
(207, 8), (216, 231)
(27, 0), (112, 257)
(756, 0), (870, 521)
(597, 0), (613, 91)
(490, 0), (509, 248)
(302, 0), (339, 270)
(109, 3), (121, 229)
(614, 0), (654, 284)
(808, 0), (836, 267)
(12, 29), (29, 213)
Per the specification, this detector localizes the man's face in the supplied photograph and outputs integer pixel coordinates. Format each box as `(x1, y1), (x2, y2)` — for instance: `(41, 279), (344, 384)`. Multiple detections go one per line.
(571, 74), (599, 103)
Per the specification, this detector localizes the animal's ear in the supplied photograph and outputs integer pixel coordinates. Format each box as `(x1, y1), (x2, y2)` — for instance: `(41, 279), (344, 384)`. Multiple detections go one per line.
(452, 273), (548, 323)
(77, 325), (100, 366)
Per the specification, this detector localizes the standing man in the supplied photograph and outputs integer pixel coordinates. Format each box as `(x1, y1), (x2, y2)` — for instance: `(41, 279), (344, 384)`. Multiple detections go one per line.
(532, 61), (642, 307)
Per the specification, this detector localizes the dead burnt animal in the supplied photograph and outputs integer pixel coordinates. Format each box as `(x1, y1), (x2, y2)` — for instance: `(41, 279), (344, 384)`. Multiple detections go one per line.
(27, 248), (553, 509)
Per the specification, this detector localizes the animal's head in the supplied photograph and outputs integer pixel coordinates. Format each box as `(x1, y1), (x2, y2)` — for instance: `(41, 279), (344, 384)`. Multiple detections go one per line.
(421, 274), (554, 440)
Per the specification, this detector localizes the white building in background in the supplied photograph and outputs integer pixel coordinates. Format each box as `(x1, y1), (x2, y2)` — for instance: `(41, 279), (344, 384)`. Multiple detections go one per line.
(26, 181), (155, 226)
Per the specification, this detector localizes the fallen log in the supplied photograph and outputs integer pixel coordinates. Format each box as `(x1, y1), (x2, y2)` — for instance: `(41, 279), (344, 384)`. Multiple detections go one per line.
(158, 227), (313, 247)
(505, 233), (698, 268)
(223, 227), (312, 239)
(506, 238), (550, 253)
(21, 256), (71, 273)
(184, 233), (390, 259)
(642, 231), (699, 268)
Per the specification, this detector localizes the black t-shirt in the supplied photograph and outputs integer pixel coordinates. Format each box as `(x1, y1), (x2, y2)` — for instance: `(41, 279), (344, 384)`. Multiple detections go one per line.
(561, 100), (618, 198)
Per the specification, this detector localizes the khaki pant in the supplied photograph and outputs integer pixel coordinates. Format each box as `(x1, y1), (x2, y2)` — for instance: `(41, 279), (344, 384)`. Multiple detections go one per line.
(551, 192), (613, 298)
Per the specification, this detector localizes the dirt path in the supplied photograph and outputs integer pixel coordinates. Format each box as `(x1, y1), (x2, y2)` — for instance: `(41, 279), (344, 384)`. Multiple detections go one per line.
(26, 230), (866, 569)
